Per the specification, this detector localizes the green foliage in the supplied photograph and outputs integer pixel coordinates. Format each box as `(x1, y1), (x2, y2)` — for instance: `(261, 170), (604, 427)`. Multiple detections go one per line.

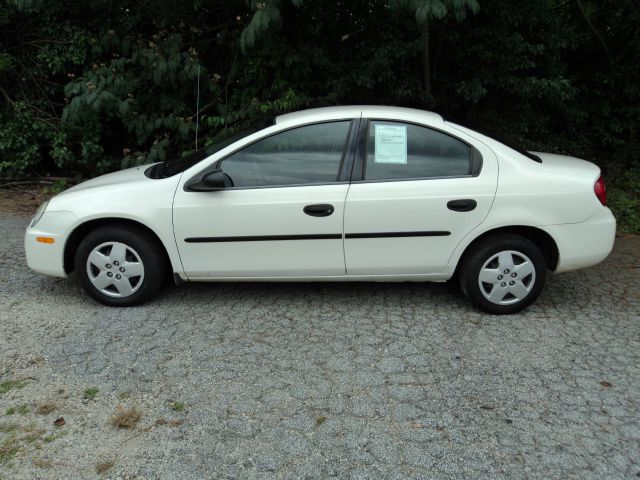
(241, 1), (283, 51)
(0, 0), (637, 231)
(203, 88), (307, 141)
(0, 379), (27, 396)
(0, 53), (13, 72)
(607, 168), (640, 233)
(241, 0), (305, 52)
(82, 387), (99, 400)
(394, 0), (480, 23)
(61, 30), (206, 171)
(0, 103), (51, 176)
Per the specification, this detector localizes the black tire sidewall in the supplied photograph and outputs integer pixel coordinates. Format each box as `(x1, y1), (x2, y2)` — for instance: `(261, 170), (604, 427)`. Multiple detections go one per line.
(460, 234), (547, 315)
(74, 225), (165, 307)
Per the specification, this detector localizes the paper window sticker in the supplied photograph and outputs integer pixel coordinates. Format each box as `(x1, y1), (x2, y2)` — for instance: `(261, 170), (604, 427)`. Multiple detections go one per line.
(374, 124), (407, 164)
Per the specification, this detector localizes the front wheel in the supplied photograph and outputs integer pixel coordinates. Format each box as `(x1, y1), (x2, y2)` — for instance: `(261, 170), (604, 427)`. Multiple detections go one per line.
(74, 225), (166, 306)
(459, 234), (547, 314)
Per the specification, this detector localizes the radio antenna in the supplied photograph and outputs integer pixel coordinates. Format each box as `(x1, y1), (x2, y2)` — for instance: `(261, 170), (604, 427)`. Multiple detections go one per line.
(195, 65), (201, 150)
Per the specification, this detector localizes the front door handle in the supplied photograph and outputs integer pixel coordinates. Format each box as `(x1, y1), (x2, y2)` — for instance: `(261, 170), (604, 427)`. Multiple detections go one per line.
(303, 204), (335, 217)
(447, 199), (477, 212)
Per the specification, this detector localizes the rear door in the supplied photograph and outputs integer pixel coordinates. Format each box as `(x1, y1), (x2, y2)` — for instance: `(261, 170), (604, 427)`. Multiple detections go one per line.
(344, 119), (498, 275)
(173, 120), (357, 278)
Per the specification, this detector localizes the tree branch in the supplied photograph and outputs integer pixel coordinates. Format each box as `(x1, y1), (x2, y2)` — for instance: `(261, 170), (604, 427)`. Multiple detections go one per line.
(0, 85), (15, 106)
(575, 0), (613, 67)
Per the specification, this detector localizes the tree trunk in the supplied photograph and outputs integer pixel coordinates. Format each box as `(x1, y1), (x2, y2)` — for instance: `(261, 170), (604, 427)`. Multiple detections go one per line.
(421, 18), (433, 106)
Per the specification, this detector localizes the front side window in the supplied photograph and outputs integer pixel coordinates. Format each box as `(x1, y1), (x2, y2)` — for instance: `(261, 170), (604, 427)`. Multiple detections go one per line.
(364, 121), (472, 181)
(220, 121), (351, 188)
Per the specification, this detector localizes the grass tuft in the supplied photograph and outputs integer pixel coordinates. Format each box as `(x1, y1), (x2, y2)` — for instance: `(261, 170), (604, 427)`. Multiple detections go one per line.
(0, 425), (47, 465)
(33, 457), (53, 469)
(110, 406), (141, 429)
(0, 424), (18, 434)
(0, 437), (20, 465)
(96, 459), (115, 474)
(0, 379), (27, 396)
(155, 417), (184, 427)
(43, 431), (66, 443)
(83, 387), (99, 401)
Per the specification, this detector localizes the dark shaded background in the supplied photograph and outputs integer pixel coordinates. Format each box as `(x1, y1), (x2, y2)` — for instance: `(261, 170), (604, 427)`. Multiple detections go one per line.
(1, 0), (638, 229)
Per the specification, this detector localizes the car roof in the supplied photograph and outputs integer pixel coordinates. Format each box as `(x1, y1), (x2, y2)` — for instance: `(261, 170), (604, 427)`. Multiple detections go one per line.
(275, 106), (444, 126)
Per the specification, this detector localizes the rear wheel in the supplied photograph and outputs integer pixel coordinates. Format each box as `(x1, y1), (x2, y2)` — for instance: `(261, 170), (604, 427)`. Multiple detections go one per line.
(75, 225), (166, 306)
(459, 234), (546, 314)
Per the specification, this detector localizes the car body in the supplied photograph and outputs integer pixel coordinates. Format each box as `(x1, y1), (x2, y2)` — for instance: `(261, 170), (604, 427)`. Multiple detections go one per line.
(25, 106), (616, 313)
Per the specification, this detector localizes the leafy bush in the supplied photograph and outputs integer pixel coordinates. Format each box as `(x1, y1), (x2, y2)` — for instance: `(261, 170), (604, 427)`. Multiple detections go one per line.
(0, 0), (638, 232)
(0, 103), (54, 176)
(608, 168), (640, 233)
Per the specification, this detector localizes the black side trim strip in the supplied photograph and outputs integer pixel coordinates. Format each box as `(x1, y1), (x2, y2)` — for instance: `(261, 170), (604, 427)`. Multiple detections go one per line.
(345, 231), (451, 239)
(185, 231), (451, 243)
(185, 234), (342, 243)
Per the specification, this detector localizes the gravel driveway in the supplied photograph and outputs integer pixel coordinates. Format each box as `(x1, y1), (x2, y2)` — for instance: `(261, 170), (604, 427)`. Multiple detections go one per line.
(1, 212), (639, 479)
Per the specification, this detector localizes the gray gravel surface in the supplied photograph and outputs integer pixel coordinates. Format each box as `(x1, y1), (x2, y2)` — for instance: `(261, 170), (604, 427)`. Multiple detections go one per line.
(1, 213), (639, 479)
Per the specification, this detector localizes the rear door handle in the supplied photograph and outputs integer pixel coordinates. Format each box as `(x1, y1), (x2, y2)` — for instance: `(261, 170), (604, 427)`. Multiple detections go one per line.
(447, 199), (477, 212)
(303, 204), (335, 217)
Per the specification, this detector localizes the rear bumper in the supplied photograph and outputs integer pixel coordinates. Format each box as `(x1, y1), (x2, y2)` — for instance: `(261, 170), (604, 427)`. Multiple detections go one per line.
(24, 211), (77, 277)
(543, 207), (616, 273)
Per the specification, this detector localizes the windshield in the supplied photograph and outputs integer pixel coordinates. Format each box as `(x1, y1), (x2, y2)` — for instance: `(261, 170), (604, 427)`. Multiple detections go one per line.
(145, 123), (269, 179)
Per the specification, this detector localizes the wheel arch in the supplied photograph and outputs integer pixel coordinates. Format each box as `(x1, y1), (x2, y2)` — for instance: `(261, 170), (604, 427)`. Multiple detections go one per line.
(454, 225), (559, 275)
(63, 217), (172, 275)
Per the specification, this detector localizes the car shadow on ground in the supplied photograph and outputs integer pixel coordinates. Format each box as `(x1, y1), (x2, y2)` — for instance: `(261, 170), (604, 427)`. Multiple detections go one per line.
(27, 268), (584, 316)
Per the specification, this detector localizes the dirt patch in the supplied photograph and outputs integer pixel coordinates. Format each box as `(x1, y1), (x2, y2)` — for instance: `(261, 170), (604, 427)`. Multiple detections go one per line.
(0, 187), (52, 215)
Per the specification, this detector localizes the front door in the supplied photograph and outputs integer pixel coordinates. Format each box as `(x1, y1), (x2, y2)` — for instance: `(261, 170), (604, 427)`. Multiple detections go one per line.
(173, 120), (354, 278)
(344, 120), (498, 275)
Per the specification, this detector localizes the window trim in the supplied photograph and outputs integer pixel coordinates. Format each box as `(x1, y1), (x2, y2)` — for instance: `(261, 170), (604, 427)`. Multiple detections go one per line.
(184, 119), (357, 192)
(352, 119), (483, 184)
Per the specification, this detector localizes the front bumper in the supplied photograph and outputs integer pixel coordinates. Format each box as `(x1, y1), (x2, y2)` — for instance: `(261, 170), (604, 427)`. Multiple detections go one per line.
(543, 207), (616, 273)
(24, 211), (77, 277)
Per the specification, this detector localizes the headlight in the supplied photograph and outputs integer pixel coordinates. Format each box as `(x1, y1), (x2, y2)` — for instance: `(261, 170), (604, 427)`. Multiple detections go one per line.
(31, 200), (50, 227)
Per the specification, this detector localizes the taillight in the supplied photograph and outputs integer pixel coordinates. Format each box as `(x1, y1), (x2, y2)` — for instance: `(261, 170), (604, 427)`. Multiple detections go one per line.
(594, 176), (606, 206)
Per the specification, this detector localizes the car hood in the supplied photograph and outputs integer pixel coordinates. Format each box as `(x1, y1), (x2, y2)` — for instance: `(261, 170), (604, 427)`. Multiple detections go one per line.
(531, 152), (600, 177)
(47, 163), (171, 214)
(60, 165), (153, 195)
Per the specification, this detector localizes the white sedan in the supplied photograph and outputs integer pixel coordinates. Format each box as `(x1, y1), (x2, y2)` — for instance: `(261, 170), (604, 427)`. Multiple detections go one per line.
(25, 106), (615, 313)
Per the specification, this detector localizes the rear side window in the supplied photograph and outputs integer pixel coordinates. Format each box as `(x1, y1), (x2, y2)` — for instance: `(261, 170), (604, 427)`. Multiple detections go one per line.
(220, 121), (351, 188)
(364, 121), (472, 181)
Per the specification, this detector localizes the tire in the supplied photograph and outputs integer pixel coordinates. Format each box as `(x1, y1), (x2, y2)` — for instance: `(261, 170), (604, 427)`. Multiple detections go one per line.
(459, 233), (547, 314)
(74, 224), (166, 307)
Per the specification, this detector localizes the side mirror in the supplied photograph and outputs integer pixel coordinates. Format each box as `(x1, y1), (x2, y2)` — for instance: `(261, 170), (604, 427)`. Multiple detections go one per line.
(188, 169), (234, 191)
(202, 169), (230, 189)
